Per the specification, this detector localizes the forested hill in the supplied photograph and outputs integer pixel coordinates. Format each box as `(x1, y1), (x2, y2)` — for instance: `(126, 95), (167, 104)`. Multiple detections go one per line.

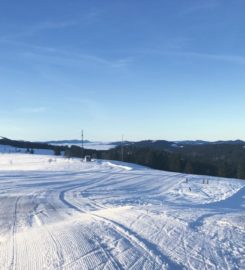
(103, 141), (245, 180)
(0, 137), (67, 154)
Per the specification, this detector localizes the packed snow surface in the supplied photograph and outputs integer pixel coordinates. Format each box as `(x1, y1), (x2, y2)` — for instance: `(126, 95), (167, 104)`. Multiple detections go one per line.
(0, 154), (244, 270)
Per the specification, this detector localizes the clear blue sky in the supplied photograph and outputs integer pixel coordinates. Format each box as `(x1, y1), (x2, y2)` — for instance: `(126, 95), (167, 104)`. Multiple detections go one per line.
(0, 0), (244, 141)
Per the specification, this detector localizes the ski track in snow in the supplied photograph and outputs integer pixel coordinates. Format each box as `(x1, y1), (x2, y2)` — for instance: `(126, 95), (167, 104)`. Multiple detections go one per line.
(0, 154), (244, 270)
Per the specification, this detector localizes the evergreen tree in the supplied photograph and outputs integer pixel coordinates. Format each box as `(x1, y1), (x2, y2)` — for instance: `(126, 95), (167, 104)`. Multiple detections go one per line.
(237, 163), (245, 179)
(184, 161), (193, 174)
(54, 148), (61, 156)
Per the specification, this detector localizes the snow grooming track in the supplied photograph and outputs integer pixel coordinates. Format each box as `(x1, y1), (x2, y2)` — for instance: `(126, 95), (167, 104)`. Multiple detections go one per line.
(58, 177), (183, 269)
(9, 196), (20, 270)
(92, 234), (124, 270)
(37, 213), (65, 269)
(0, 154), (244, 269)
(26, 165), (182, 268)
(92, 214), (184, 270)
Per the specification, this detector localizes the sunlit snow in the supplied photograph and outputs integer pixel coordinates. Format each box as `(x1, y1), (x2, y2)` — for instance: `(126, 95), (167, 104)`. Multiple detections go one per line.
(0, 153), (244, 269)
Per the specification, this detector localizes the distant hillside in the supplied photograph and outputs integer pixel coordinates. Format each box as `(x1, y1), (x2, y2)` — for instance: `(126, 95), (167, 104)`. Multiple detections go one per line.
(130, 140), (175, 151)
(45, 140), (91, 144)
(103, 140), (245, 179)
(0, 137), (102, 156)
(0, 137), (67, 155)
(129, 139), (245, 151)
(42, 139), (245, 150)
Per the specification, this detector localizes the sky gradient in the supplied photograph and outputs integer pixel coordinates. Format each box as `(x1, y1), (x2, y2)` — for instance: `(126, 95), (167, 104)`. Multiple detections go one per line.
(0, 0), (245, 141)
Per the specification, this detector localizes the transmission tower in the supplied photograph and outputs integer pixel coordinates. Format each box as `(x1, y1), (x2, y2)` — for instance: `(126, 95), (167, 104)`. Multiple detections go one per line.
(121, 135), (124, 162)
(81, 129), (84, 159)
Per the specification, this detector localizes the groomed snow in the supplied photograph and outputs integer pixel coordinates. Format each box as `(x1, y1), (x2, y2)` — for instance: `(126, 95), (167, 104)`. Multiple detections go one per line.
(0, 154), (244, 269)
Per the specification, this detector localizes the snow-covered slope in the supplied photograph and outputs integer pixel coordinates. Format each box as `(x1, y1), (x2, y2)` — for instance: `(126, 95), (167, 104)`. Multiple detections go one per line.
(0, 144), (54, 155)
(0, 154), (244, 269)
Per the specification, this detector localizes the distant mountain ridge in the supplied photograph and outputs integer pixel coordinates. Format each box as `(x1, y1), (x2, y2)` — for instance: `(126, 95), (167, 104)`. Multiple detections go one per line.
(1, 137), (245, 151)
(129, 139), (245, 151)
(45, 139), (91, 144)
(175, 139), (245, 145)
(0, 137), (67, 154)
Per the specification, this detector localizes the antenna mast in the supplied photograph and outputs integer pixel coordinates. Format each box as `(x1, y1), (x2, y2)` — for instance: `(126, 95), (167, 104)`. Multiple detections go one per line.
(121, 135), (124, 162)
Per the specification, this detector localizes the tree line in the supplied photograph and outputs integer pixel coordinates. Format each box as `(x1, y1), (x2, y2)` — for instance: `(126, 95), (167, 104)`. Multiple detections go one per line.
(102, 145), (245, 180)
(64, 144), (245, 179)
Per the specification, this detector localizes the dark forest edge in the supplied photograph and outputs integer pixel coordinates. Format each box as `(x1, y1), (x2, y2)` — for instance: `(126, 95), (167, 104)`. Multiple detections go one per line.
(1, 137), (245, 180)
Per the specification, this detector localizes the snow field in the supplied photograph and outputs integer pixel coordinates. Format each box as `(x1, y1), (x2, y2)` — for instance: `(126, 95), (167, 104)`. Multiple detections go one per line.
(0, 154), (244, 269)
